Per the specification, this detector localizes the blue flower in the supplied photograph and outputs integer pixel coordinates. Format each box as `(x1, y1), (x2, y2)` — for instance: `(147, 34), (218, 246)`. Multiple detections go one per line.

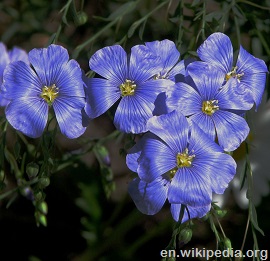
(0, 42), (29, 106)
(127, 110), (236, 221)
(3, 44), (86, 138)
(166, 61), (251, 151)
(84, 43), (173, 134)
(197, 32), (268, 109)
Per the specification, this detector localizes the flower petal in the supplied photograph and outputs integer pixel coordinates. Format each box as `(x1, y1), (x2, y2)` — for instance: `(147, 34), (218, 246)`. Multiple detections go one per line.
(186, 61), (224, 100)
(126, 138), (144, 173)
(128, 177), (169, 215)
(147, 110), (189, 153)
(84, 78), (120, 118)
(0, 43), (9, 82)
(5, 97), (48, 138)
(137, 133), (176, 182)
(129, 44), (161, 83)
(189, 112), (216, 141)
(114, 92), (154, 134)
(197, 32), (233, 74)
(171, 203), (211, 222)
(236, 46), (268, 108)
(168, 168), (212, 206)
(28, 44), (70, 86)
(3, 61), (42, 99)
(89, 45), (127, 84)
(212, 110), (250, 151)
(53, 97), (86, 138)
(166, 82), (202, 115)
(216, 78), (253, 111)
(145, 39), (180, 77)
(8, 47), (29, 64)
(54, 60), (85, 98)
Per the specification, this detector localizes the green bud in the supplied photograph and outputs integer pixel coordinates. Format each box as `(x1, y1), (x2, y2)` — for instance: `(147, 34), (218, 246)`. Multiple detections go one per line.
(75, 11), (88, 26)
(216, 209), (227, 218)
(223, 237), (232, 249)
(39, 177), (50, 188)
(34, 191), (43, 201)
(36, 212), (47, 227)
(38, 201), (48, 215)
(179, 228), (192, 245)
(26, 162), (39, 179)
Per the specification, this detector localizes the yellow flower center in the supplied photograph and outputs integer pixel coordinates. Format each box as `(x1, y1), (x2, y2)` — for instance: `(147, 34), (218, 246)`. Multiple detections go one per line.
(119, 79), (136, 97)
(225, 66), (244, 82)
(41, 84), (59, 105)
(176, 148), (195, 168)
(202, 100), (219, 116)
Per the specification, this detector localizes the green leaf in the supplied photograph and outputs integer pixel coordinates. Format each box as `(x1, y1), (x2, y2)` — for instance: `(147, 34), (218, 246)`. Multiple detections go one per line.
(250, 203), (264, 235)
(107, 2), (137, 21)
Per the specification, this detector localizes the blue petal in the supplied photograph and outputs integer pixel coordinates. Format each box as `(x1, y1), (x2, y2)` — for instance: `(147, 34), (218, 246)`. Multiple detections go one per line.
(187, 122), (236, 193)
(0, 43), (9, 82)
(54, 60), (85, 98)
(216, 78), (253, 110)
(166, 82), (202, 115)
(28, 44), (70, 86)
(89, 45), (127, 84)
(137, 133), (176, 182)
(168, 167), (212, 206)
(188, 119), (222, 154)
(5, 97), (48, 138)
(212, 110), (250, 151)
(128, 177), (169, 215)
(186, 61), (225, 100)
(2, 61), (42, 99)
(145, 39), (180, 78)
(168, 60), (185, 81)
(189, 112), (216, 141)
(8, 47), (29, 64)
(84, 78), (120, 118)
(114, 81), (164, 133)
(129, 44), (161, 83)
(53, 96), (86, 138)
(147, 110), (189, 153)
(197, 32), (233, 74)
(236, 46), (268, 108)
(126, 138), (144, 173)
(171, 203), (211, 222)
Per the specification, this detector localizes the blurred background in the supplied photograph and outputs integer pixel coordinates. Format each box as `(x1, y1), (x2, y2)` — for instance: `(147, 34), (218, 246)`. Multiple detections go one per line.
(0, 0), (270, 260)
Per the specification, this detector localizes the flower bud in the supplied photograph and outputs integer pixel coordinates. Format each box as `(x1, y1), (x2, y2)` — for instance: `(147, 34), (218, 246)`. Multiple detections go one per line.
(216, 209), (227, 218)
(39, 177), (50, 188)
(223, 237), (232, 249)
(38, 201), (48, 215)
(36, 212), (47, 227)
(26, 162), (39, 179)
(179, 228), (192, 245)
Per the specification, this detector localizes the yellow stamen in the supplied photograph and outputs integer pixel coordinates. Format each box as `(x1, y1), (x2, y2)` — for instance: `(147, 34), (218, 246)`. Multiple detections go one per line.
(119, 79), (136, 97)
(176, 148), (195, 168)
(41, 84), (59, 105)
(225, 66), (244, 82)
(202, 100), (219, 116)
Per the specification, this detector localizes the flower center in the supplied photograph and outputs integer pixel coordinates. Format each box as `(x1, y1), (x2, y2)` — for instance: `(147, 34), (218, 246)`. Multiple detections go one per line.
(41, 84), (59, 106)
(202, 100), (219, 116)
(119, 79), (136, 97)
(176, 148), (195, 168)
(225, 66), (244, 82)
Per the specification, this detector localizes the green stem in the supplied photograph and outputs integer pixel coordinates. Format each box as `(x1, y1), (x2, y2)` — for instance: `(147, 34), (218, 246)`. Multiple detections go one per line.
(237, 0), (270, 10)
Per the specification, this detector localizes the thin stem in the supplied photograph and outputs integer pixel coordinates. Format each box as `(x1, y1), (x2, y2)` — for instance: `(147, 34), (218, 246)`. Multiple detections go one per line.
(240, 214), (250, 255)
(237, 0), (270, 10)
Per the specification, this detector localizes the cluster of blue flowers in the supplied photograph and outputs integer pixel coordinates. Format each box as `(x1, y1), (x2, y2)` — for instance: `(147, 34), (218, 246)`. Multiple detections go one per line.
(0, 33), (268, 222)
